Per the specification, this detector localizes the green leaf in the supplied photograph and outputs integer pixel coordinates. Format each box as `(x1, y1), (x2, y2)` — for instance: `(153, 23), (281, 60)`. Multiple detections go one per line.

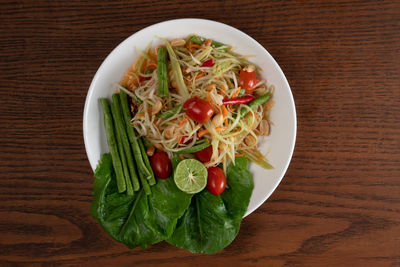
(166, 158), (254, 254)
(91, 153), (192, 249)
(222, 157), (254, 220)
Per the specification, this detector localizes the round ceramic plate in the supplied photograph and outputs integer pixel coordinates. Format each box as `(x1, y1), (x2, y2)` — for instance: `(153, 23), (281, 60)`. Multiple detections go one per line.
(83, 18), (296, 217)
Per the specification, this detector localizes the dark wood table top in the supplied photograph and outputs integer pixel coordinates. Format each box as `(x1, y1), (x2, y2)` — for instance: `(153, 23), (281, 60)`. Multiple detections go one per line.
(1, 1), (399, 266)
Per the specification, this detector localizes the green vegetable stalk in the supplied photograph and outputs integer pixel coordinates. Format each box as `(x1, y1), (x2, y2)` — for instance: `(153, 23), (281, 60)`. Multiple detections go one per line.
(176, 139), (211, 154)
(156, 104), (183, 120)
(119, 91), (152, 186)
(99, 98), (126, 193)
(240, 93), (271, 118)
(138, 137), (156, 186)
(163, 38), (189, 99)
(157, 47), (169, 97)
(189, 35), (229, 51)
(110, 94), (135, 195)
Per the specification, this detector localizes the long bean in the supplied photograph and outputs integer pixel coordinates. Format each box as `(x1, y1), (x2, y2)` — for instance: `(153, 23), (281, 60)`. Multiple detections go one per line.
(139, 170), (151, 195)
(138, 138), (156, 186)
(189, 35), (229, 51)
(157, 47), (169, 97)
(176, 139), (211, 154)
(110, 96), (134, 196)
(119, 91), (152, 183)
(240, 93), (271, 118)
(156, 104), (183, 120)
(99, 98), (126, 193)
(111, 94), (140, 192)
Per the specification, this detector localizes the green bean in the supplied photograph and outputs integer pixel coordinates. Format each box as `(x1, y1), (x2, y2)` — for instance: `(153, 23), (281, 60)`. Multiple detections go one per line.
(110, 96), (134, 196)
(142, 138), (153, 149)
(238, 88), (246, 96)
(138, 137), (156, 186)
(121, 85), (142, 105)
(240, 93), (271, 118)
(139, 170), (151, 195)
(111, 94), (136, 195)
(119, 91), (152, 186)
(189, 35), (229, 51)
(157, 47), (169, 97)
(156, 104), (183, 120)
(99, 98), (126, 193)
(176, 139), (211, 154)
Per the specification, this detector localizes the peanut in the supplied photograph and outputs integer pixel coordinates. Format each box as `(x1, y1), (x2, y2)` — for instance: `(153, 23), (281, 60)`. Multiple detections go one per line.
(152, 100), (162, 115)
(244, 134), (256, 147)
(212, 113), (224, 127)
(170, 38), (186, 47)
(146, 146), (155, 156)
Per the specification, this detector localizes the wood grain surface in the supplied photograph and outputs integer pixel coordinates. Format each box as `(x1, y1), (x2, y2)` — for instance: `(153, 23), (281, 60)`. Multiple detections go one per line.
(0, 0), (399, 266)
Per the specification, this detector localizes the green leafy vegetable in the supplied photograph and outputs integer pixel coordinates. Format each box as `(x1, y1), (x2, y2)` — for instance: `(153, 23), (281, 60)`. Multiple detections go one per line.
(167, 157), (253, 254)
(91, 153), (193, 249)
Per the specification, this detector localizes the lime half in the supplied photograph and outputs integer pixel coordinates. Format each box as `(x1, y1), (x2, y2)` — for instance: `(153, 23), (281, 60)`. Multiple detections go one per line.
(174, 159), (207, 194)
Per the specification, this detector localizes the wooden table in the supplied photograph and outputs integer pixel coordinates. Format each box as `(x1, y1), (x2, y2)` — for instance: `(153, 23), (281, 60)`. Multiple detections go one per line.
(1, 1), (399, 266)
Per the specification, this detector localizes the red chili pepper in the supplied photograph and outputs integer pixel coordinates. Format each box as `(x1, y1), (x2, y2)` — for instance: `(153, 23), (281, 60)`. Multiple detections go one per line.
(139, 76), (151, 83)
(201, 59), (215, 67)
(222, 96), (255, 105)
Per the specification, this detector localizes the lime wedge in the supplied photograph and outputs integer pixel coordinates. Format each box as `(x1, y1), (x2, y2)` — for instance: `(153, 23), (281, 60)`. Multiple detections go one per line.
(174, 159), (207, 194)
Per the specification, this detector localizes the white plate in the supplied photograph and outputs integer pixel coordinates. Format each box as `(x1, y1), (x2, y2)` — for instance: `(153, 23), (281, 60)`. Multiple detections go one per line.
(83, 18), (296, 217)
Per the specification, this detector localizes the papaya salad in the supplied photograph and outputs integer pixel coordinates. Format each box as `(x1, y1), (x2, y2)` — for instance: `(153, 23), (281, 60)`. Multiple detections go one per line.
(92, 35), (275, 253)
(119, 35), (273, 180)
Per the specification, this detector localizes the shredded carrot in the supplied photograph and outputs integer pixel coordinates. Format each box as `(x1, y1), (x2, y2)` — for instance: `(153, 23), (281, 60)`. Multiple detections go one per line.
(178, 117), (188, 126)
(190, 44), (201, 49)
(178, 136), (184, 144)
(232, 87), (241, 98)
(232, 128), (242, 137)
(235, 153), (244, 157)
(227, 105), (234, 112)
(197, 129), (209, 138)
(137, 113), (145, 117)
(146, 62), (157, 70)
(167, 129), (173, 138)
(207, 92), (213, 104)
(185, 77), (192, 86)
(222, 105), (228, 117)
(186, 42), (201, 51)
(179, 154), (185, 160)
(224, 117), (228, 127)
(215, 127), (226, 132)
(195, 72), (206, 80)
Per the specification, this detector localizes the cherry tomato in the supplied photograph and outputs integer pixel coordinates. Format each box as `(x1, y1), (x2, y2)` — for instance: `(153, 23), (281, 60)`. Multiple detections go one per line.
(207, 167), (226, 196)
(183, 97), (214, 123)
(194, 145), (213, 163)
(150, 151), (172, 179)
(239, 69), (259, 94)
